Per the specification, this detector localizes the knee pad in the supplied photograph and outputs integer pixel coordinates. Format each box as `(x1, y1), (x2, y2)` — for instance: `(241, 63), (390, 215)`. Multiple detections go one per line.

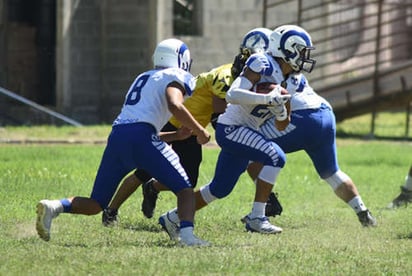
(258, 166), (281, 185)
(200, 185), (218, 204)
(324, 170), (351, 191)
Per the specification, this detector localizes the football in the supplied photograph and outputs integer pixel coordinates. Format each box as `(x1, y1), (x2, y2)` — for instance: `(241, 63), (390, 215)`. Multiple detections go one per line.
(254, 82), (278, 94)
(254, 82), (288, 95)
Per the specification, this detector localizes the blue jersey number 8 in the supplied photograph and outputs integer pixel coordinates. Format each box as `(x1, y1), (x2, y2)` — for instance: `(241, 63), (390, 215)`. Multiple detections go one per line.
(125, 74), (150, 105)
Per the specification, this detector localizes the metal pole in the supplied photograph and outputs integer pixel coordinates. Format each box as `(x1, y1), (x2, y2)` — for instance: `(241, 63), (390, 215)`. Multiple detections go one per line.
(0, 86), (83, 126)
(262, 0), (267, 27)
(407, 102), (411, 138)
(401, 76), (410, 137)
(370, 0), (384, 136)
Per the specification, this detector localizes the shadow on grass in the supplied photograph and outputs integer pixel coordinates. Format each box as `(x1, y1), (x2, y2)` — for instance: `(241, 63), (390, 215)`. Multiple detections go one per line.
(120, 222), (162, 233)
(397, 232), (412, 240)
(58, 240), (179, 248)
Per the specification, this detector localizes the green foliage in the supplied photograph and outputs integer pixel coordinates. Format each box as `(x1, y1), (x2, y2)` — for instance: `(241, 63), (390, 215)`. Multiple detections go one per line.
(0, 131), (411, 275)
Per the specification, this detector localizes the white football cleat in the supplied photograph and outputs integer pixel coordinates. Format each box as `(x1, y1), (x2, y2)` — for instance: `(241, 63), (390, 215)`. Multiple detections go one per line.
(36, 200), (58, 241)
(178, 233), (210, 247)
(243, 215), (283, 234)
(158, 212), (180, 241)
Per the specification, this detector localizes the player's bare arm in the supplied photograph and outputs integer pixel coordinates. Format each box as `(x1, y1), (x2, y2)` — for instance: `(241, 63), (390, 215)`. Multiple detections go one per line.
(159, 126), (192, 142)
(166, 82), (210, 145)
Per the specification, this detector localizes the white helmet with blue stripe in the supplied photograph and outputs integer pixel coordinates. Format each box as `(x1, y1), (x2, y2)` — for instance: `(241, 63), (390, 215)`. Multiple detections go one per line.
(269, 25), (316, 73)
(240, 27), (272, 56)
(153, 38), (192, 72)
(232, 27), (272, 78)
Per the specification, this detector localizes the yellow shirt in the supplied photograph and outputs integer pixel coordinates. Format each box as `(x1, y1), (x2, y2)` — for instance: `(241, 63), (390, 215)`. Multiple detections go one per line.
(169, 63), (233, 128)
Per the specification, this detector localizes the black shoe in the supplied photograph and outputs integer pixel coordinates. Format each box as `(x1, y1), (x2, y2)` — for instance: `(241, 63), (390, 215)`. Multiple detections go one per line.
(388, 186), (412, 209)
(357, 209), (377, 227)
(102, 208), (118, 227)
(265, 192), (283, 217)
(141, 178), (158, 218)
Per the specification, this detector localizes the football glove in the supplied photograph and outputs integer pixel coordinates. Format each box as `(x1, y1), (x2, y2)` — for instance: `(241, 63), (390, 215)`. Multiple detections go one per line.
(267, 104), (287, 121)
(265, 86), (291, 106)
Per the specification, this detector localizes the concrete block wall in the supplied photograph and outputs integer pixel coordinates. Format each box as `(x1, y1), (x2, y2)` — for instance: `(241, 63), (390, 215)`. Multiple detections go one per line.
(6, 23), (38, 101)
(100, 0), (153, 123)
(57, 0), (269, 124)
(57, 0), (154, 123)
(56, 0), (102, 123)
(185, 0), (265, 74)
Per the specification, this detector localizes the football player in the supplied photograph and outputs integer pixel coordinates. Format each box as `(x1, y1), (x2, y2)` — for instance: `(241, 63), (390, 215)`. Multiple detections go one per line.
(35, 38), (211, 246)
(159, 25), (302, 237)
(102, 28), (284, 226)
(250, 25), (376, 227)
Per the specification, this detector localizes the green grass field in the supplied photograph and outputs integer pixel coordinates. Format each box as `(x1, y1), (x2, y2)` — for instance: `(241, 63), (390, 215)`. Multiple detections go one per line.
(0, 116), (411, 275)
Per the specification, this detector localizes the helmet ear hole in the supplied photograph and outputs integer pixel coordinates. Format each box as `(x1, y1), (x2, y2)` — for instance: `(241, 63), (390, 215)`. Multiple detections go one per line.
(283, 49), (293, 57)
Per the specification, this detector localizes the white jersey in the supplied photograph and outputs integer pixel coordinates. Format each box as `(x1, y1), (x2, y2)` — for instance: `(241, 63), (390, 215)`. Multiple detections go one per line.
(113, 68), (196, 132)
(218, 52), (284, 129)
(285, 73), (332, 111)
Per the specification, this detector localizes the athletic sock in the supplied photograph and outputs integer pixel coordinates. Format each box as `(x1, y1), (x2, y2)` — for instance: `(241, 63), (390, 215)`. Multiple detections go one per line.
(348, 195), (367, 213)
(180, 220), (194, 229)
(179, 226), (194, 239)
(59, 198), (71, 213)
(251, 202), (266, 218)
(403, 175), (412, 191)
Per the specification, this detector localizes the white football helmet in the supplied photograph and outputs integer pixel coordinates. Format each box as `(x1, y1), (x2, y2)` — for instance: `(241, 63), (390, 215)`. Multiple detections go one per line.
(152, 38), (192, 72)
(268, 25), (316, 73)
(232, 27), (272, 78)
(240, 27), (272, 56)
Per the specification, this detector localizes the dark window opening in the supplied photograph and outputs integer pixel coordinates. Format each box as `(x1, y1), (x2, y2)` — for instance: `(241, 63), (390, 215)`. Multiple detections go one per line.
(7, 0), (56, 106)
(173, 0), (202, 36)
